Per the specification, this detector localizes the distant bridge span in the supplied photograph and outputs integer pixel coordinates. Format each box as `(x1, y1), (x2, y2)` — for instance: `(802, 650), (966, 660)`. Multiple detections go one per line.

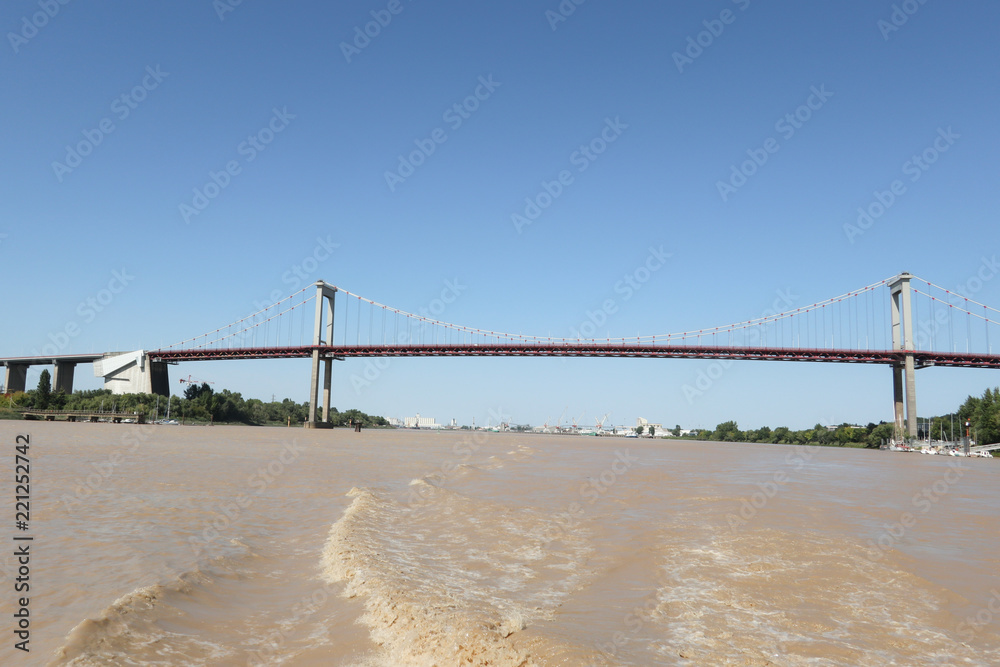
(147, 344), (1000, 369)
(4, 273), (1000, 438)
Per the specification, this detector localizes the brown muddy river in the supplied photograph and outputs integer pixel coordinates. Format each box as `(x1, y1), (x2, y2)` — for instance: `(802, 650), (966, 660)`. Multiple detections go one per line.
(1, 421), (997, 665)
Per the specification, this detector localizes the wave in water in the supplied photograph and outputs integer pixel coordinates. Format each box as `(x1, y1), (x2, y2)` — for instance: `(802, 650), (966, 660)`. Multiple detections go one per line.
(321, 486), (601, 666)
(51, 542), (255, 666)
(642, 523), (1000, 666)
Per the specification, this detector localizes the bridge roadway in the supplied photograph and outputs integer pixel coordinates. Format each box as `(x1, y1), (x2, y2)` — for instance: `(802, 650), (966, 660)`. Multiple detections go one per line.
(2, 353), (106, 394)
(1, 354), (105, 364)
(147, 344), (1000, 369)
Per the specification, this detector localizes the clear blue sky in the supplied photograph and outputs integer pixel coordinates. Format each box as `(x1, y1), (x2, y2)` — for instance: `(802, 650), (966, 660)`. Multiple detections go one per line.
(2, 0), (999, 430)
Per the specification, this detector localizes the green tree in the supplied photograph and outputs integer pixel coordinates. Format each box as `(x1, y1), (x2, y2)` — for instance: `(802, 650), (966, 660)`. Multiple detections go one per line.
(635, 425), (644, 436)
(50, 389), (68, 410)
(867, 423), (894, 448)
(648, 425), (656, 437)
(184, 382), (213, 401)
(35, 369), (52, 409)
(672, 424), (681, 437)
(972, 388), (1000, 445)
(810, 424), (835, 445)
(712, 420), (743, 442)
(834, 424), (858, 447)
(247, 398), (268, 424)
(1, 391), (28, 410)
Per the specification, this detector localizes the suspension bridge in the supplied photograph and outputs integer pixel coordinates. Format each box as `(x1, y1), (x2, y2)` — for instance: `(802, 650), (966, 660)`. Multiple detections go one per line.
(3, 273), (999, 438)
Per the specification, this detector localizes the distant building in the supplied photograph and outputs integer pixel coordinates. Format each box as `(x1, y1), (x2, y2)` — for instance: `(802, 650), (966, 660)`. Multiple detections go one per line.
(636, 417), (663, 434)
(826, 424), (863, 432)
(404, 413), (441, 429)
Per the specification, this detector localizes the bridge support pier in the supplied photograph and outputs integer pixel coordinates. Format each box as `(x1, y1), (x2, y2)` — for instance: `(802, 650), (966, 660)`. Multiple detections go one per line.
(892, 363), (905, 437)
(93, 351), (169, 396)
(53, 361), (76, 394)
(306, 282), (338, 429)
(322, 355), (333, 423)
(146, 358), (170, 397)
(904, 354), (917, 438)
(889, 273), (918, 440)
(4, 363), (28, 393)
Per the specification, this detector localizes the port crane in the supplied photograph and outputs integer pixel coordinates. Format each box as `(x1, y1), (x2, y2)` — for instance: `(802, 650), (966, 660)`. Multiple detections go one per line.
(179, 375), (214, 386)
(595, 413), (610, 433)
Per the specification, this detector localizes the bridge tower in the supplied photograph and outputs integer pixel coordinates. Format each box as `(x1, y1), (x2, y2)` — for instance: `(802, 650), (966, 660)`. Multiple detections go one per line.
(889, 272), (917, 440)
(305, 281), (338, 429)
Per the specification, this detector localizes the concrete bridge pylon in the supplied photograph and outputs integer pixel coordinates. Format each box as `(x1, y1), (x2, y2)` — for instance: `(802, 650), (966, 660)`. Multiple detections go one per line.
(305, 281), (338, 429)
(889, 272), (918, 440)
(92, 350), (169, 396)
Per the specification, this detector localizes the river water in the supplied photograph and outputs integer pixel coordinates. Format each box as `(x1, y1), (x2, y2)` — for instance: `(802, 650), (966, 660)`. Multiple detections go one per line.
(1, 421), (998, 666)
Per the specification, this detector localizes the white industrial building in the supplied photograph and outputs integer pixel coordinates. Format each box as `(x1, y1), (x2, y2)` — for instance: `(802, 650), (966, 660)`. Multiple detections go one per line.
(403, 413), (442, 429)
(636, 417), (664, 434)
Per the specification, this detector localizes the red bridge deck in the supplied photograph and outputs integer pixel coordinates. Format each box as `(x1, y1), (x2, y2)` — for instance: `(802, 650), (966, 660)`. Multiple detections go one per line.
(148, 344), (1000, 369)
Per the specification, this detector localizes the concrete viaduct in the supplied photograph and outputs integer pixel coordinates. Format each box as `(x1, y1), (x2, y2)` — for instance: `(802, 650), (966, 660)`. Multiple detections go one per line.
(2, 350), (169, 396)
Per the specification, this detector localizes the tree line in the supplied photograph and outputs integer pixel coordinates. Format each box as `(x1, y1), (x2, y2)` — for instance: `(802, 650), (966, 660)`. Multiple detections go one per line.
(1, 370), (389, 427)
(672, 386), (1000, 448)
(678, 420), (894, 448)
